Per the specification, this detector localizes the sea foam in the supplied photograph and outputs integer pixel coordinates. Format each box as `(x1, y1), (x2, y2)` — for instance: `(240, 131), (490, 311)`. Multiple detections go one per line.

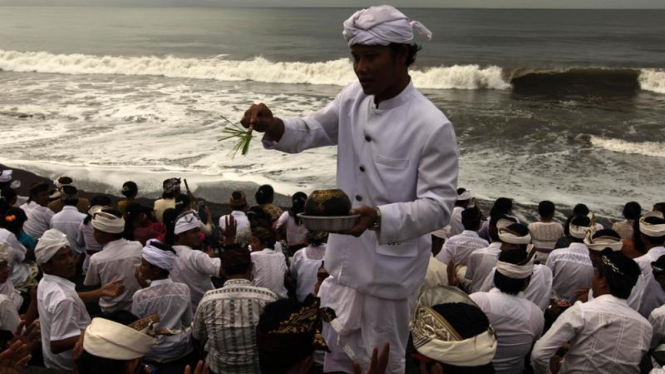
(590, 136), (665, 158)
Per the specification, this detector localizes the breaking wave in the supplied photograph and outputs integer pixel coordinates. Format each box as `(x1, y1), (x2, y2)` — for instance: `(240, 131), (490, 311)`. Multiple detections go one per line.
(590, 136), (665, 158)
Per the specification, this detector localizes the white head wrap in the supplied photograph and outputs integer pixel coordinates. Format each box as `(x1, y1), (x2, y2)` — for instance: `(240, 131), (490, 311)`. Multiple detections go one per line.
(0, 243), (11, 266)
(431, 228), (447, 239)
(569, 213), (595, 239)
(141, 240), (176, 272)
(0, 170), (12, 183)
(88, 205), (104, 217)
(174, 210), (200, 235)
(411, 286), (497, 366)
(496, 247), (536, 279)
(457, 190), (472, 201)
(640, 211), (665, 238)
(92, 211), (125, 234)
(83, 318), (155, 360)
(495, 218), (514, 230)
(54, 176), (74, 189)
(498, 227), (531, 245)
(343, 5), (432, 47)
(584, 231), (623, 252)
(35, 229), (69, 264)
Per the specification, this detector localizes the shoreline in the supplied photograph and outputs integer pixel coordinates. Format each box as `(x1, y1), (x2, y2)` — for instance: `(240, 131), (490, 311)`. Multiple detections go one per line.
(2, 163), (617, 228)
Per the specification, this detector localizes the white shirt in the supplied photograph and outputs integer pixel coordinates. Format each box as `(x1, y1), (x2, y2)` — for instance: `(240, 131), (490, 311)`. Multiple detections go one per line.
(37, 274), (91, 371)
(132, 278), (193, 362)
(649, 305), (665, 349)
(50, 206), (86, 254)
(77, 220), (103, 273)
(446, 206), (465, 238)
(471, 289), (544, 374)
(0, 279), (23, 311)
(546, 242), (593, 301)
(219, 210), (250, 234)
(528, 221), (564, 250)
(171, 245), (221, 309)
(263, 81), (458, 299)
(636, 247), (665, 317)
(290, 244), (326, 302)
(479, 264), (553, 311)
(0, 294), (20, 332)
(464, 242), (502, 293)
(587, 271), (645, 312)
(435, 230), (489, 267)
(84, 238), (143, 313)
(531, 294), (652, 374)
(193, 279), (278, 374)
(0, 228), (29, 287)
(275, 211), (308, 246)
(251, 248), (288, 299)
(20, 200), (54, 239)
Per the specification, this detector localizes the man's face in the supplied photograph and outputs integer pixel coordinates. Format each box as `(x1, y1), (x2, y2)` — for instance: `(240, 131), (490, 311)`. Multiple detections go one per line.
(179, 228), (202, 248)
(139, 258), (155, 281)
(0, 261), (9, 284)
(34, 190), (50, 206)
(351, 44), (403, 97)
(45, 246), (77, 279)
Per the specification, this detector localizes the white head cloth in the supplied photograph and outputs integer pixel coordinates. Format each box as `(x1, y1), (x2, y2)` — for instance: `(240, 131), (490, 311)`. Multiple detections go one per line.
(83, 318), (155, 360)
(496, 247), (536, 279)
(498, 227), (531, 245)
(88, 205), (104, 217)
(458, 190), (472, 201)
(431, 228), (447, 239)
(343, 5), (432, 47)
(0, 243), (11, 266)
(92, 211), (125, 234)
(0, 170), (12, 183)
(54, 176), (74, 189)
(584, 231), (623, 252)
(411, 286), (497, 366)
(569, 213), (595, 240)
(35, 229), (69, 264)
(141, 240), (176, 272)
(640, 211), (665, 237)
(174, 210), (201, 235)
(495, 218), (514, 230)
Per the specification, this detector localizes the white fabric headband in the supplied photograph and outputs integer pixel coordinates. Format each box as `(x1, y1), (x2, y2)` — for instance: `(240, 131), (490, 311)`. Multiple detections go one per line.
(640, 211), (665, 237)
(83, 318), (155, 360)
(343, 5), (432, 47)
(458, 190), (472, 201)
(35, 229), (69, 264)
(174, 211), (200, 235)
(54, 176), (74, 189)
(570, 213), (595, 239)
(141, 240), (176, 272)
(584, 232), (623, 252)
(496, 246), (536, 279)
(411, 286), (497, 366)
(498, 228), (531, 245)
(0, 170), (12, 183)
(92, 211), (125, 234)
(495, 218), (514, 230)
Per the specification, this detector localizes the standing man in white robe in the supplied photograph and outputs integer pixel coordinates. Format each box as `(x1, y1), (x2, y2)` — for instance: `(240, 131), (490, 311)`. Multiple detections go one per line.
(239, 6), (458, 374)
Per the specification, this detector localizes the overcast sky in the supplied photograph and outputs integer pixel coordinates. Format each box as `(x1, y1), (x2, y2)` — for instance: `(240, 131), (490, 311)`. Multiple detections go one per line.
(0, 0), (664, 8)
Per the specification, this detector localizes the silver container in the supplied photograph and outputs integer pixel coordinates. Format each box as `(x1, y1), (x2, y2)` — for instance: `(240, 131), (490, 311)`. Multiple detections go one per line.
(297, 214), (360, 232)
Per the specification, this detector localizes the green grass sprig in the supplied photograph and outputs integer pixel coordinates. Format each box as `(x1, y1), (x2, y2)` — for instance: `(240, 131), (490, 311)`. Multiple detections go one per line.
(217, 114), (254, 158)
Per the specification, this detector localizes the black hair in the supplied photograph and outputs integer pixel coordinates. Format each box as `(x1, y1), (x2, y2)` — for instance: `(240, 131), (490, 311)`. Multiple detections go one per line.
(61, 186), (79, 206)
(123, 203), (146, 241)
(490, 198), (513, 217)
(162, 208), (178, 246)
(230, 191), (247, 209)
(462, 206), (482, 231)
(632, 218), (646, 254)
(642, 216), (665, 245)
(501, 223), (530, 251)
(121, 181), (138, 198)
(224, 263), (252, 277)
(388, 42), (423, 67)
(175, 194), (191, 215)
(0, 187), (17, 215)
(654, 203), (665, 214)
(573, 204), (590, 216)
(0, 207), (28, 236)
(596, 249), (641, 299)
(571, 215), (591, 227)
(28, 182), (49, 200)
(538, 201), (555, 218)
(622, 202), (642, 221)
(255, 184), (275, 205)
(417, 303), (495, 374)
(454, 188), (469, 207)
(248, 206), (272, 230)
(289, 192), (307, 225)
(306, 231), (328, 247)
(257, 299), (315, 374)
(494, 249), (529, 295)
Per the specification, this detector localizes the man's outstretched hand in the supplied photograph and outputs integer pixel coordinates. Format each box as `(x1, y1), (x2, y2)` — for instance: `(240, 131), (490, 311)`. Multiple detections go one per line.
(240, 103), (285, 141)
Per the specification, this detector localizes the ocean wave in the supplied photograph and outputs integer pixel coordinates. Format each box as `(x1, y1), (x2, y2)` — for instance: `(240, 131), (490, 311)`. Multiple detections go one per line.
(0, 49), (509, 90)
(590, 136), (665, 158)
(639, 69), (665, 94)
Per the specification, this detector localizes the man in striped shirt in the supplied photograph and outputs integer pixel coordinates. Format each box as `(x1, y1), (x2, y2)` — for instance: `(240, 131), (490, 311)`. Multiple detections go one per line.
(192, 247), (278, 374)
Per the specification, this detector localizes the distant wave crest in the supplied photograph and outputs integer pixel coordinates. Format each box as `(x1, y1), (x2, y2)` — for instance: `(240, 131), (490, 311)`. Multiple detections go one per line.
(1, 49), (663, 94)
(0, 49), (509, 90)
(590, 136), (665, 158)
